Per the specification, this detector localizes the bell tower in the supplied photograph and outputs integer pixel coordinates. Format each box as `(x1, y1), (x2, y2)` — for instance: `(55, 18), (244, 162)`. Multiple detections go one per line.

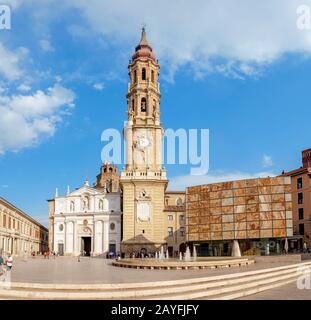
(120, 28), (168, 255)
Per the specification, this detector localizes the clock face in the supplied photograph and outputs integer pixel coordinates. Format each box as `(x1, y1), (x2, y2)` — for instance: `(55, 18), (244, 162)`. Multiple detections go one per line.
(137, 136), (150, 150)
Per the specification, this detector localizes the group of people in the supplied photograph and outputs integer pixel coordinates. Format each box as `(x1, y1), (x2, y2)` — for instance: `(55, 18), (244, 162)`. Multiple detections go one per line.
(43, 251), (57, 259)
(0, 253), (13, 274)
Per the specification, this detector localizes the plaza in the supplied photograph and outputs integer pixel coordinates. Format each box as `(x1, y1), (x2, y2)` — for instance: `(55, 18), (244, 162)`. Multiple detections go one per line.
(0, 255), (310, 299)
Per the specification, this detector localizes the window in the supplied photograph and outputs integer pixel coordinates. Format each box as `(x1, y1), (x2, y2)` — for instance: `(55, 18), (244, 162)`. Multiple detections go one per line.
(59, 224), (64, 232)
(110, 222), (115, 231)
(141, 98), (147, 112)
(176, 198), (183, 206)
(299, 223), (305, 235)
(309, 215), (311, 221)
(297, 177), (303, 189)
(179, 215), (185, 222)
(180, 227), (185, 237)
(151, 70), (155, 83)
(142, 68), (146, 80)
(299, 208), (304, 220)
(168, 227), (173, 237)
(168, 215), (173, 221)
(3, 214), (6, 227)
(298, 192), (304, 204)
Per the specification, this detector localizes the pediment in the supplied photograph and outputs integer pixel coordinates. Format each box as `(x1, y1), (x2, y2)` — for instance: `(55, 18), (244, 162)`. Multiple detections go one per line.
(68, 186), (104, 197)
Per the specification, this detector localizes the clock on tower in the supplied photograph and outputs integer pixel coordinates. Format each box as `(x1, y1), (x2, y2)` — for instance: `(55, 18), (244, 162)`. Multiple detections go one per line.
(120, 28), (168, 256)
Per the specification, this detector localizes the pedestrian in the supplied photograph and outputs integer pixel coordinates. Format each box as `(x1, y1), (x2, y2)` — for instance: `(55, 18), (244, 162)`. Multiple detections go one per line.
(0, 253), (4, 272)
(6, 254), (13, 271)
(303, 242), (308, 254)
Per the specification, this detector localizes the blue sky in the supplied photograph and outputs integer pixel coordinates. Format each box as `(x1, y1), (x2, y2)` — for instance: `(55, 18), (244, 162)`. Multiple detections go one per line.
(0, 1), (311, 226)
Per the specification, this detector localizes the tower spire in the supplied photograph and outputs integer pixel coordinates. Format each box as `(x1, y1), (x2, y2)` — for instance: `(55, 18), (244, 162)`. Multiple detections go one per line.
(139, 25), (149, 46)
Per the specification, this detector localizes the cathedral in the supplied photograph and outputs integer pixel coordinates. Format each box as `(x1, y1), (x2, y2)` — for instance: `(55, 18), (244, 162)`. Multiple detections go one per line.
(48, 29), (186, 257)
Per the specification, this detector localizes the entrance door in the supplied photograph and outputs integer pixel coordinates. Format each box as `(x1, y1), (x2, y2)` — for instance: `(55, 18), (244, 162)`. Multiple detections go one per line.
(109, 243), (116, 254)
(58, 243), (64, 256)
(81, 237), (92, 256)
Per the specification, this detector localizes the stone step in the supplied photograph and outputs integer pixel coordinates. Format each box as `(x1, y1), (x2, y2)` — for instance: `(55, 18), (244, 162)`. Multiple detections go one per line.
(149, 269), (300, 300)
(0, 261), (309, 300)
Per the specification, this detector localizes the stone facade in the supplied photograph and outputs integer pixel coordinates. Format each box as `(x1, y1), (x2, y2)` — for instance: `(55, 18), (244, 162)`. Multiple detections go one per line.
(164, 192), (186, 256)
(49, 165), (122, 256)
(0, 197), (48, 256)
(120, 28), (169, 255)
(186, 176), (293, 255)
(283, 148), (311, 249)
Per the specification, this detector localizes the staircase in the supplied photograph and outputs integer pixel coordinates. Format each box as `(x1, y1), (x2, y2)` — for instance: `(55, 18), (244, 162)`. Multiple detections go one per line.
(0, 261), (310, 300)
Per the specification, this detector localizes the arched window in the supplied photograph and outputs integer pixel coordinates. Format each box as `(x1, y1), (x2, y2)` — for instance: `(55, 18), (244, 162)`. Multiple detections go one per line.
(141, 98), (147, 112)
(151, 70), (155, 83)
(132, 99), (135, 112)
(176, 198), (183, 206)
(134, 70), (137, 83)
(142, 68), (146, 80)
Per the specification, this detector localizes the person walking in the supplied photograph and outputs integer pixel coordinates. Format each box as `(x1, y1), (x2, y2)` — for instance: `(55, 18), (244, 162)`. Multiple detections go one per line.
(0, 253), (4, 273)
(6, 254), (13, 271)
(303, 242), (308, 254)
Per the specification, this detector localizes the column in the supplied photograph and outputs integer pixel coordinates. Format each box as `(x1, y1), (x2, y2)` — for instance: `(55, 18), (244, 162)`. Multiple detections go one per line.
(155, 128), (162, 169)
(63, 221), (67, 254)
(125, 123), (133, 169)
(103, 220), (109, 253)
(73, 220), (78, 255)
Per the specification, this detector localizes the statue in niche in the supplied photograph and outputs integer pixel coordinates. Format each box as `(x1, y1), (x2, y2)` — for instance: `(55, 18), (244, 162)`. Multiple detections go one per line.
(82, 197), (89, 211)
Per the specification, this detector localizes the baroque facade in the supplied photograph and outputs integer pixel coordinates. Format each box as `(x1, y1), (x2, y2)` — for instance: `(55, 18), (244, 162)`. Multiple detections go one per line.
(49, 162), (122, 256)
(120, 28), (169, 255)
(0, 197), (48, 256)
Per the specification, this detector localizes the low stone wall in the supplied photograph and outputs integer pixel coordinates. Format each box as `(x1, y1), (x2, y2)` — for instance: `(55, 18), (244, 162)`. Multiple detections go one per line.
(112, 257), (254, 270)
(249, 254), (301, 263)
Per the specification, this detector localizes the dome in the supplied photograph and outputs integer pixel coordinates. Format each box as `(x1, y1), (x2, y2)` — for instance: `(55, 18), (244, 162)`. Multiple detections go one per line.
(132, 27), (157, 62)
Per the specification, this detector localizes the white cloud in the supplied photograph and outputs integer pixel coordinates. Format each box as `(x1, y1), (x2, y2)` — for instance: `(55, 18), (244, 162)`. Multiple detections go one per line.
(262, 154), (274, 167)
(0, 42), (27, 81)
(168, 171), (276, 191)
(59, 0), (311, 80)
(39, 39), (55, 52)
(17, 83), (31, 92)
(0, 84), (75, 154)
(93, 82), (105, 91)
